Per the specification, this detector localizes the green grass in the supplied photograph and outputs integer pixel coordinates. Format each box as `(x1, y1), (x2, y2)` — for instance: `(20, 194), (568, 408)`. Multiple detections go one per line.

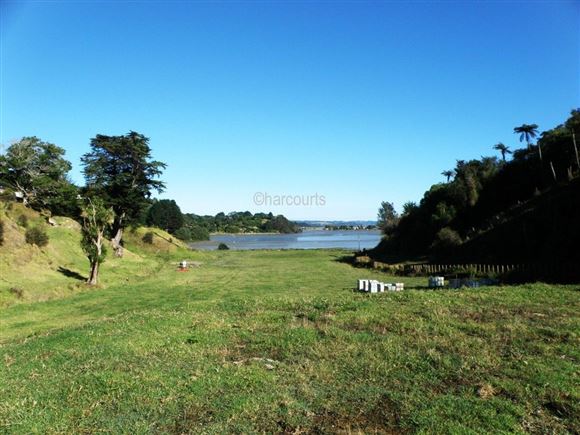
(1, 249), (579, 434)
(0, 202), (186, 307)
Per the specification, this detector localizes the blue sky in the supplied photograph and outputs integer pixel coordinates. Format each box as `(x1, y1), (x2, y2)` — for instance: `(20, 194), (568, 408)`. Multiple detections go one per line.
(1, 1), (578, 220)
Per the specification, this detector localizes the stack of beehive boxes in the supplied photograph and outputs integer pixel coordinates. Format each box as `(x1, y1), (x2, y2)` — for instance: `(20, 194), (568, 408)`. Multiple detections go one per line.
(357, 279), (404, 293)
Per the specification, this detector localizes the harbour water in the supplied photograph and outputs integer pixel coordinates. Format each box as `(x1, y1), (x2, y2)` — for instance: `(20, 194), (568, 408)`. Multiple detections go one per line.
(189, 229), (381, 251)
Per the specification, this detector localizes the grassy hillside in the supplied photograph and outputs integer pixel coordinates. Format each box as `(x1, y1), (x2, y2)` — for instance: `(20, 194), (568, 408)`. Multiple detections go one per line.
(1, 248), (578, 433)
(0, 202), (190, 307)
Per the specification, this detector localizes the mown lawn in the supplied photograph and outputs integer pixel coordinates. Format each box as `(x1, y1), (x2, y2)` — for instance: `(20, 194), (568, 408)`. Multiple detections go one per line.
(1, 249), (578, 433)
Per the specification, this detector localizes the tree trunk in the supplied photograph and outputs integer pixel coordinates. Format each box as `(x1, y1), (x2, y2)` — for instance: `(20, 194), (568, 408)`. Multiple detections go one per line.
(111, 227), (124, 257)
(550, 161), (557, 182)
(87, 261), (99, 285)
(538, 143), (543, 161)
(573, 132), (580, 170)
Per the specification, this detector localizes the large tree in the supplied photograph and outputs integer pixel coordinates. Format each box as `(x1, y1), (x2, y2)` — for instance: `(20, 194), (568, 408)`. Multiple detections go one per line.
(80, 197), (114, 285)
(377, 201), (398, 235)
(0, 137), (73, 210)
(81, 131), (166, 257)
(146, 199), (184, 234)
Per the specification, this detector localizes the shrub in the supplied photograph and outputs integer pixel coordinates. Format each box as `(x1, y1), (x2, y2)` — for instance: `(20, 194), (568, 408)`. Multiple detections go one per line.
(25, 226), (49, 247)
(190, 225), (210, 241)
(0, 219), (4, 246)
(142, 231), (154, 244)
(217, 243), (230, 250)
(174, 227), (192, 242)
(432, 227), (462, 250)
(17, 214), (29, 228)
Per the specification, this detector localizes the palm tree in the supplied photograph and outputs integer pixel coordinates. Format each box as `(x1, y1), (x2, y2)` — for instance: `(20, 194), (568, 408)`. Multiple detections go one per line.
(441, 170), (454, 182)
(514, 123), (541, 160)
(493, 142), (512, 162)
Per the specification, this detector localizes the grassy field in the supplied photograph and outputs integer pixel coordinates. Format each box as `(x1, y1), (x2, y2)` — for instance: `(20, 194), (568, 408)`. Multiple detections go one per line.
(1, 247), (579, 434)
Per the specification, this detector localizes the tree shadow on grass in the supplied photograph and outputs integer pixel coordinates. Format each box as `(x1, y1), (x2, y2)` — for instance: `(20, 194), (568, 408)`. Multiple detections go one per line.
(332, 254), (357, 265)
(57, 266), (86, 282)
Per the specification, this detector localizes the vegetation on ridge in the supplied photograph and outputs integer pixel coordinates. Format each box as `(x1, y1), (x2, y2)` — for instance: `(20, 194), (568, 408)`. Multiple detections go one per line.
(372, 109), (580, 274)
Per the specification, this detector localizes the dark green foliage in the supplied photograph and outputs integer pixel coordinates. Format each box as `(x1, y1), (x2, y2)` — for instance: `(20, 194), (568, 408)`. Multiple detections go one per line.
(432, 227), (462, 251)
(81, 131), (166, 245)
(189, 225), (210, 241)
(260, 215), (300, 234)
(217, 243), (229, 250)
(0, 219), (4, 246)
(174, 227), (192, 241)
(146, 199), (184, 234)
(377, 201), (398, 235)
(266, 214), (299, 233)
(25, 226), (49, 247)
(17, 214), (28, 228)
(142, 232), (154, 244)
(0, 137), (74, 213)
(183, 211), (299, 235)
(44, 182), (81, 218)
(371, 109), (580, 268)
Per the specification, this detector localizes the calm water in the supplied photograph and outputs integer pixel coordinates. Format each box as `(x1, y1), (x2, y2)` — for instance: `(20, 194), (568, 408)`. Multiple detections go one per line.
(189, 230), (382, 251)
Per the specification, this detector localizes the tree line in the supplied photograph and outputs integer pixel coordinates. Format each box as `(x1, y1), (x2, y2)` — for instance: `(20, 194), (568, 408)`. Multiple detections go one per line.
(0, 132), (300, 284)
(144, 201), (300, 241)
(0, 132), (165, 284)
(375, 109), (580, 264)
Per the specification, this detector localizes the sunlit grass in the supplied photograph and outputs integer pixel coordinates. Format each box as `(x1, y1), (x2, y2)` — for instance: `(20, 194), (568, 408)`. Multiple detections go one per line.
(1, 249), (578, 433)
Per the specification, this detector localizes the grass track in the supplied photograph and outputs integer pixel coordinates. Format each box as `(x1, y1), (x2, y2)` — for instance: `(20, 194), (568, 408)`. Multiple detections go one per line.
(1, 249), (579, 433)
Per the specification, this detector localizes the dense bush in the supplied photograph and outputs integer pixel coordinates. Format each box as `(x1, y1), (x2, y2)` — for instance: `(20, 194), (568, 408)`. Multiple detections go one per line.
(142, 231), (154, 244)
(146, 199), (184, 234)
(433, 227), (462, 249)
(261, 215), (300, 234)
(174, 227), (192, 241)
(25, 226), (49, 247)
(217, 243), (229, 250)
(189, 225), (210, 241)
(184, 211), (299, 235)
(372, 109), (580, 265)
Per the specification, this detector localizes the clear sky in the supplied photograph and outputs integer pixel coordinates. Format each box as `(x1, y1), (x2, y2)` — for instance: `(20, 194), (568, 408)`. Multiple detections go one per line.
(1, 1), (578, 220)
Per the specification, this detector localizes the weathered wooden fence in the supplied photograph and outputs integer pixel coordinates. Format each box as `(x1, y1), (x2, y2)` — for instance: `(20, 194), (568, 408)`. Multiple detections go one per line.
(354, 256), (579, 282)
